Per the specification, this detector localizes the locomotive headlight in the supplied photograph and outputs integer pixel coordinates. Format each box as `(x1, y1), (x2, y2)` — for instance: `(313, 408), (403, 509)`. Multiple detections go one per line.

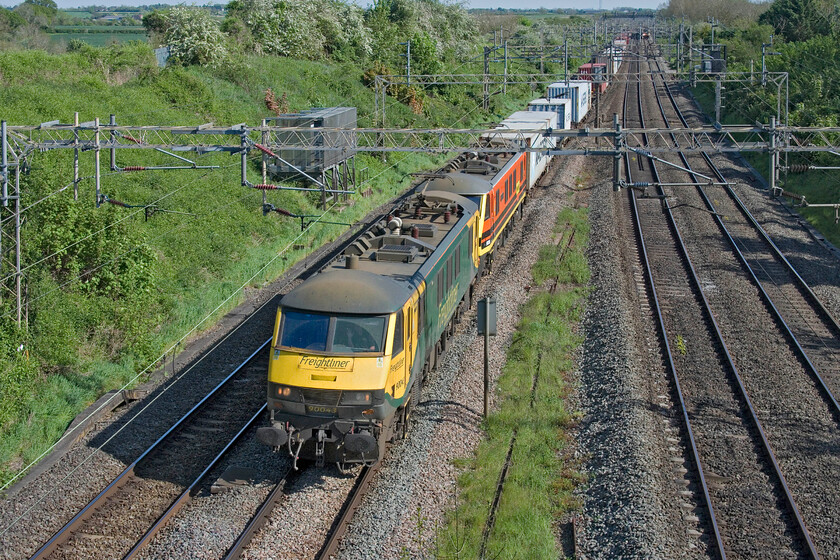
(271, 383), (301, 401)
(340, 391), (372, 405)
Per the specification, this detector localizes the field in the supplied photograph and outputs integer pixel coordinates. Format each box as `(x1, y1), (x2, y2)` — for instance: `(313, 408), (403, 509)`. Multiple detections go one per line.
(49, 24), (148, 47)
(49, 31), (149, 47)
(62, 10), (94, 19)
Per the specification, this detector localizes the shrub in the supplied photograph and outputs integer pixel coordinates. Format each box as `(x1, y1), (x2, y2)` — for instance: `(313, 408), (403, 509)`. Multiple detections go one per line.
(163, 6), (229, 67)
(225, 0), (323, 58)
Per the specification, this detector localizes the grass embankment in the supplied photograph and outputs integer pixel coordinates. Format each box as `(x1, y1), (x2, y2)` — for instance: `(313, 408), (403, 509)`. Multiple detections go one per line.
(438, 204), (588, 559)
(0, 43), (543, 486)
(692, 84), (840, 248)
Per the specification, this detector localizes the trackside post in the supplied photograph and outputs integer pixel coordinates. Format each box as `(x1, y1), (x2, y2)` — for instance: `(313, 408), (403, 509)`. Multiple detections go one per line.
(478, 296), (497, 418)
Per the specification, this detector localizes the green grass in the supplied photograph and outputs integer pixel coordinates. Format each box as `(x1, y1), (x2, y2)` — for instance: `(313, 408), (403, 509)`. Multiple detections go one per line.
(0, 43), (547, 488)
(62, 11), (94, 18)
(773, 164), (840, 247)
(437, 201), (588, 559)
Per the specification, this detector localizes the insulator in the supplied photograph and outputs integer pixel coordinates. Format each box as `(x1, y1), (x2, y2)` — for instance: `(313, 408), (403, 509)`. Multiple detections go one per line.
(274, 207), (294, 217)
(122, 134), (142, 144)
(106, 198), (129, 208)
(254, 143), (278, 158)
(789, 164), (811, 173)
(254, 184), (280, 190)
(123, 166), (146, 172)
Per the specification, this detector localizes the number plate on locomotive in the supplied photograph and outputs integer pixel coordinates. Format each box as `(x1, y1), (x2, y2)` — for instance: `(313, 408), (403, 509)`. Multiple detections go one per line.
(305, 405), (338, 416)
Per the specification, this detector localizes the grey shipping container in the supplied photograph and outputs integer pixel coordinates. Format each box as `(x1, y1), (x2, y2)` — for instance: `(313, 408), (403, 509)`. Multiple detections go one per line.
(269, 107), (357, 174)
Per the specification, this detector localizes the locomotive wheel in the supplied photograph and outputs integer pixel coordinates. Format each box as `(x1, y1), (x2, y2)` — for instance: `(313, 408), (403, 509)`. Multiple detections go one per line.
(396, 377), (421, 440)
(396, 403), (409, 440)
(405, 377), (420, 437)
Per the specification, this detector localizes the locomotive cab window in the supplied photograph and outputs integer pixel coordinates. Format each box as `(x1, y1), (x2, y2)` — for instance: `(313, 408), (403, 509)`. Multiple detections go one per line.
(279, 311), (329, 351)
(392, 312), (404, 356)
(278, 310), (386, 355)
(334, 316), (386, 353)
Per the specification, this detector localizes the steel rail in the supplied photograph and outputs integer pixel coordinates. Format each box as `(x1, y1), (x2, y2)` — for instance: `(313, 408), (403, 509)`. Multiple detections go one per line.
(124, 404), (269, 559)
(622, 65), (727, 560)
(29, 337), (273, 560)
(652, 59), (840, 423)
(314, 464), (380, 560)
(222, 466), (298, 560)
(638, 52), (820, 558)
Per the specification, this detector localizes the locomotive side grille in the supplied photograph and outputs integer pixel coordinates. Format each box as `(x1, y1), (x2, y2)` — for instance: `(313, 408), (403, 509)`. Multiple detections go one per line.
(300, 388), (341, 406)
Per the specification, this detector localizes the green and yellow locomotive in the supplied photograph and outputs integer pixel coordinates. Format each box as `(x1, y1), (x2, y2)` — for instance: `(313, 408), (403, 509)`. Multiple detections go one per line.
(257, 190), (480, 469)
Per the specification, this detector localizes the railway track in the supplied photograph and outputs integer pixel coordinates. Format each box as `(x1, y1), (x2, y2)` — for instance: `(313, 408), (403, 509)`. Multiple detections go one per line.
(313, 464), (379, 560)
(221, 465), (297, 560)
(29, 341), (271, 560)
(623, 47), (826, 558)
(219, 460), (379, 560)
(16, 178), (433, 560)
(650, 57), (840, 405)
(644, 45), (840, 557)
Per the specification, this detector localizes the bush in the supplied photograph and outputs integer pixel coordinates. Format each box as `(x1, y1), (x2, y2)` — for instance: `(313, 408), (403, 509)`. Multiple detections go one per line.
(225, 0), (323, 58)
(163, 6), (229, 67)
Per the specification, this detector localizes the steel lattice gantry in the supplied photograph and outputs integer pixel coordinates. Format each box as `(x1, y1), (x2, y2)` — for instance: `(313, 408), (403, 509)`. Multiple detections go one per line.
(3, 118), (840, 324)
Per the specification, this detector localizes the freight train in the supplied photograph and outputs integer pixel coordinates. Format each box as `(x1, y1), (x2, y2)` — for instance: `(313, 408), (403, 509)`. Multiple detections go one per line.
(255, 58), (618, 468)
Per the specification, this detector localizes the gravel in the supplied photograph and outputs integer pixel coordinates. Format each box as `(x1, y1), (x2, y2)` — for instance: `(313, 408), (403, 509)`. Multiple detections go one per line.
(574, 178), (706, 559)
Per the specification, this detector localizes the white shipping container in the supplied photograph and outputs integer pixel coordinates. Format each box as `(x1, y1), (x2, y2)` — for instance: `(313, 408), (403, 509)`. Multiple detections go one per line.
(546, 81), (590, 123)
(495, 111), (558, 186)
(527, 98), (572, 130)
(601, 47), (623, 74)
